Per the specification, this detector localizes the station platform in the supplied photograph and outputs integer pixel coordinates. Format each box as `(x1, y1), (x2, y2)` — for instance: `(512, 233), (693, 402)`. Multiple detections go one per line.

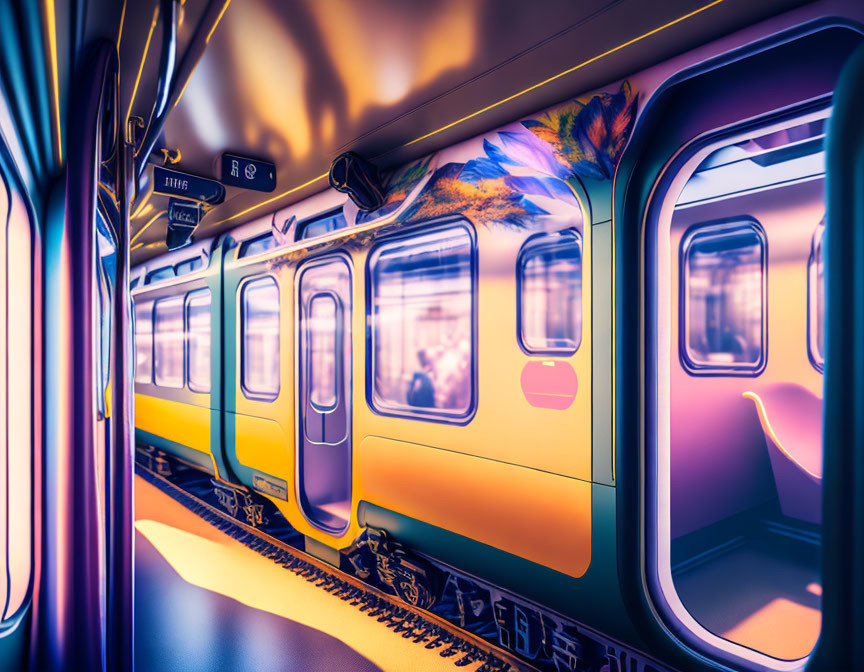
(134, 476), (477, 672)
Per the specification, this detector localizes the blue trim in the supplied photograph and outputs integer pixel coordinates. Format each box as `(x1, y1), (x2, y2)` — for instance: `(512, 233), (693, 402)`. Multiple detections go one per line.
(515, 227), (583, 357)
(678, 217), (768, 377)
(364, 218), (479, 426)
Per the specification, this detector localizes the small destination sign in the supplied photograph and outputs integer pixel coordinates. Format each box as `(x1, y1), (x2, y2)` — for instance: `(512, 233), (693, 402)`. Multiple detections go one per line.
(220, 153), (276, 193)
(166, 198), (202, 251)
(168, 198), (201, 227)
(154, 166), (225, 204)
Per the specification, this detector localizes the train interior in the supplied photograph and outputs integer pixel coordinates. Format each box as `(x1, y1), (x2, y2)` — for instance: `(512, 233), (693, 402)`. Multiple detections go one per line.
(666, 115), (825, 660)
(3, 1), (864, 671)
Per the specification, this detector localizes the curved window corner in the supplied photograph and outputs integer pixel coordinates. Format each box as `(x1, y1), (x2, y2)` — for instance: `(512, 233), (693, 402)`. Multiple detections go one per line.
(517, 229), (583, 355)
(241, 276), (281, 401)
(367, 223), (476, 423)
(680, 219), (767, 376)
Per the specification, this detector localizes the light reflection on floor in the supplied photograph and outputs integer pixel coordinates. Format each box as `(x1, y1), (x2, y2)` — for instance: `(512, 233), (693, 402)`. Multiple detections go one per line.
(134, 476), (475, 672)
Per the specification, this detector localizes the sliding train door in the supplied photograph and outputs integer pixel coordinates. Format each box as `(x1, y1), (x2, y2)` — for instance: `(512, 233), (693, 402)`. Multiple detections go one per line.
(616, 23), (864, 672)
(295, 254), (353, 534)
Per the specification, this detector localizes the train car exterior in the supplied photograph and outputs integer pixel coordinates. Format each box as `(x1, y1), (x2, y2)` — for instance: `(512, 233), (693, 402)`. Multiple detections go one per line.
(133, 2), (864, 671)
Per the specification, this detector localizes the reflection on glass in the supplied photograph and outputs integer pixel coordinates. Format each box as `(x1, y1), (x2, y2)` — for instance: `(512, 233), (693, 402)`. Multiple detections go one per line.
(154, 296), (184, 388)
(296, 210), (347, 241)
(242, 277), (280, 399)
(186, 289), (211, 393)
(135, 300), (153, 383)
(370, 226), (473, 418)
(519, 230), (582, 354)
(240, 232), (278, 258)
(683, 221), (765, 372)
(308, 294), (338, 409)
(809, 221), (825, 370)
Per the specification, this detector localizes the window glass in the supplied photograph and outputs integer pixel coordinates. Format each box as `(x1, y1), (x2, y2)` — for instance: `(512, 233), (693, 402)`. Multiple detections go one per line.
(134, 299), (153, 383)
(154, 296), (184, 387)
(808, 221), (825, 371)
(370, 226), (474, 419)
(186, 289), (211, 392)
(519, 230), (582, 354)
(175, 256), (203, 276)
(242, 277), (280, 399)
(296, 210), (347, 241)
(240, 232), (277, 258)
(682, 220), (766, 373)
(308, 293), (338, 409)
(146, 266), (174, 284)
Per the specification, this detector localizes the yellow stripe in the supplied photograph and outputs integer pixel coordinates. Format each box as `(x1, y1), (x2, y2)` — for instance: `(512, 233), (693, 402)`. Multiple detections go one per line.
(116, 0), (127, 50)
(206, 0), (232, 44)
(44, 0), (62, 164)
(204, 0), (724, 230)
(125, 6), (159, 132)
(405, 0), (725, 148)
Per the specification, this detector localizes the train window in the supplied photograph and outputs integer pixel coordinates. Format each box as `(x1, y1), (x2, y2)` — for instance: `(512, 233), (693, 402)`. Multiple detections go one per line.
(296, 210), (347, 241)
(241, 276), (280, 400)
(517, 230), (582, 354)
(0, 160), (34, 624)
(655, 112), (827, 667)
(134, 299), (154, 383)
(153, 296), (185, 388)
(186, 289), (211, 393)
(175, 256), (203, 276)
(308, 293), (339, 410)
(681, 220), (766, 375)
(808, 221), (825, 372)
(368, 224), (475, 421)
(130, 276), (140, 289)
(239, 232), (277, 258)
(146, 265), (175, 284)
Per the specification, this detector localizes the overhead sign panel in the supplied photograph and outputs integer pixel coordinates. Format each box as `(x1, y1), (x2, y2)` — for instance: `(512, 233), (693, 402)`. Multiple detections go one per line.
(220, 153), (276, 193)
(153, 166), (225, 204)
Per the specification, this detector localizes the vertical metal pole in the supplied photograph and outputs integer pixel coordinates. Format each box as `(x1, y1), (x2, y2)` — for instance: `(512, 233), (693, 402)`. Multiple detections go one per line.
(106, 105), (135, 672)
(34, 41), (116, 672)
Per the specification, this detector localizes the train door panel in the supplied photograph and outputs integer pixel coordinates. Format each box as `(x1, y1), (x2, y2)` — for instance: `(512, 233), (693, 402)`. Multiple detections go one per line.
(296, 254), (353, 534)
(221, 253), (294, 505)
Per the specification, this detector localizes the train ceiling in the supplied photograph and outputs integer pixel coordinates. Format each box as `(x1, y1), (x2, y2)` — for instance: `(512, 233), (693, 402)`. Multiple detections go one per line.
(105, 0), (809, 262)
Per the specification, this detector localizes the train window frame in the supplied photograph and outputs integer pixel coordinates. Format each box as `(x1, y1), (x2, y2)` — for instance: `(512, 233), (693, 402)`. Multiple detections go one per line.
(516, 228), (583, 356)
(185, 288), (212, 393)
(295, 209), (347, 242)
(175, 256), (203, 277)
(643, 102), (833, 672)
(365, 219), (478, 425)
(239, 231), (277, 258)
(0, 148), (35, 628)
(306, 291), (343, 413)
(679, 217), (768, 377)
(153, 294), (186, 388)
(240, 275), (281, 402)
(146, 265), (175, 284)
(134, 298), (155, 384)
(807, 221), (825, 373)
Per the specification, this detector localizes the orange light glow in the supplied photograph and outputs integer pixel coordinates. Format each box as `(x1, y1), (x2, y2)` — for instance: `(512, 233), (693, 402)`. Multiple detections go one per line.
(135, 477), (469, 672)
(721, 598), (821, 661)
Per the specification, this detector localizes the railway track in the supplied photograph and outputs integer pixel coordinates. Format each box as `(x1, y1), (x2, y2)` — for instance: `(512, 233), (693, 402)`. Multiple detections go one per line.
(136, 458), (541, 672)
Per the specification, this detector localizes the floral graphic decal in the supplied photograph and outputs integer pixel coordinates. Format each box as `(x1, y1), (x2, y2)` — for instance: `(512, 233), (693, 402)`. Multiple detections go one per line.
(402, 81), (637, 228)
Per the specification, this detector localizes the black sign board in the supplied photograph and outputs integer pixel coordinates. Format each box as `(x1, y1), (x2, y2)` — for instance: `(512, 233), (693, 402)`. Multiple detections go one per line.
(166, 198), (202, 251)
(154, 166), (225, 204)
(220, 153), (276, 193)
